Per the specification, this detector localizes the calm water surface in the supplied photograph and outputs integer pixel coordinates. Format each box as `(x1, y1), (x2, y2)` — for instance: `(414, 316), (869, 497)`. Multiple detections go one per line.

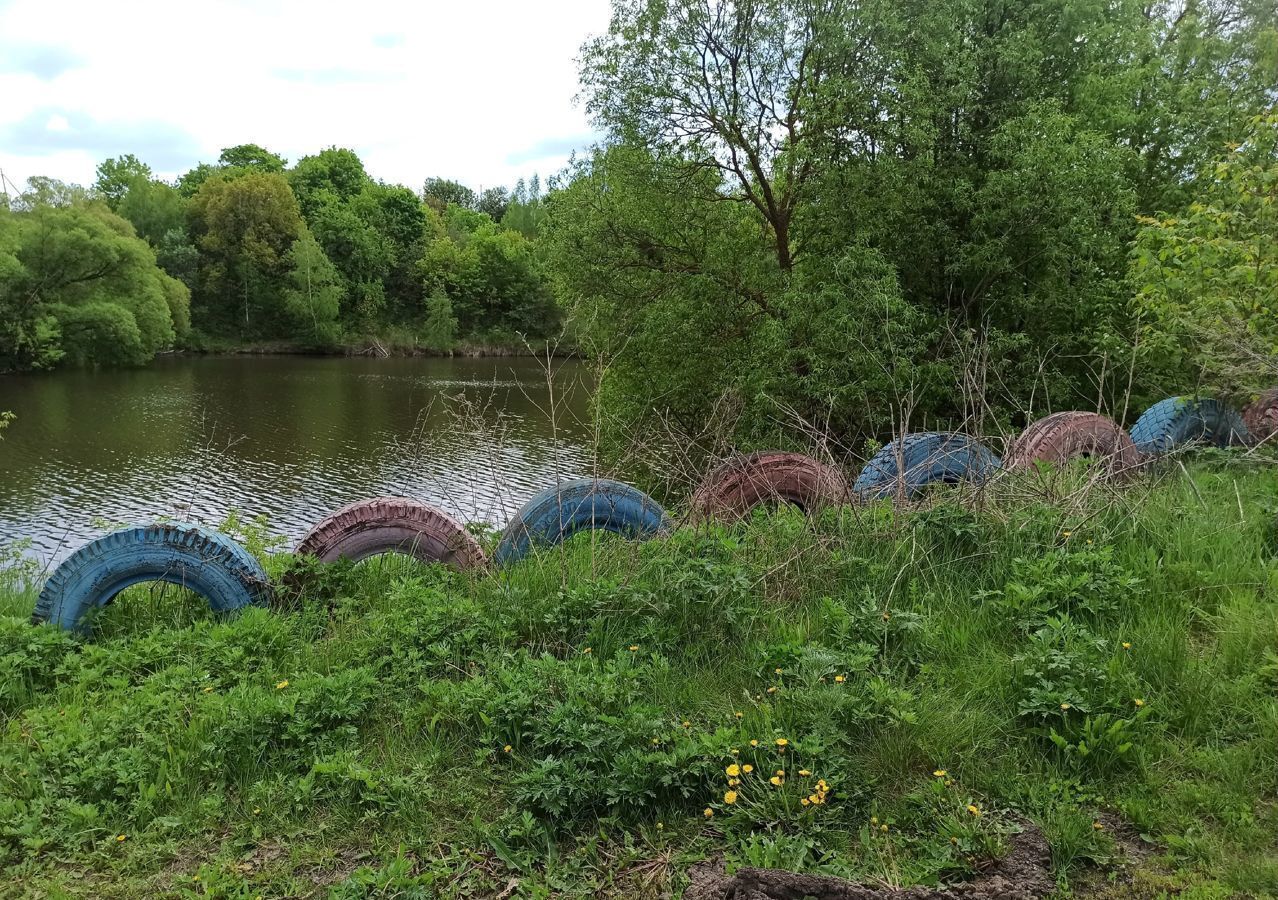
(0, 355), (597, 566)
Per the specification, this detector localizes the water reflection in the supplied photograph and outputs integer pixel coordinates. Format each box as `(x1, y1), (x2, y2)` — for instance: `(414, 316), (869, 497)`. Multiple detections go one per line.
(0, 355), (597, 566)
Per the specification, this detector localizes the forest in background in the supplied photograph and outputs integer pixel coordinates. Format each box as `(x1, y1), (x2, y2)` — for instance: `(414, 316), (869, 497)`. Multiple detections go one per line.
(0, 147), (558, 367)
(1, 0), (1276, 452)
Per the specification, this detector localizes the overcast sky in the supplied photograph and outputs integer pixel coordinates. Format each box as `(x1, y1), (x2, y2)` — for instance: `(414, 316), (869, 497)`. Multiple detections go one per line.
(0, 0), (612, 194)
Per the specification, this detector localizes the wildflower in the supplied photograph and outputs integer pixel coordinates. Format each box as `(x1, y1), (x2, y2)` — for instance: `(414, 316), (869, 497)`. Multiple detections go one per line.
(651, 738), (660, 745)
(253, 807), (261, 815)
(749, 739), (759, 747)
(945, 779), (955, 787)
(730, 748), (739, 756)
(801, 798), (811, 806)
(1122, 642), (1131, 650)
(726, 764), (741, 777)
(809, 794), (821, 804)
(116, 834), (127, 842)
(1087, 539), (1094, 545)
(870, 816), (878, 825)
(1060, 702), (1072, 710)
(950, 836), (959, 845)
(682, 720), (690, 728)
(735, 712), (744, 719)
(882, 612), (891, 621)
(728, 778), (740, 786)
(629, 645), (639, 652)
(775, 738), (788, 747)
(503, 745), (512, 753)
(742, 764), (753, 774)
(1063, 530), (1072, 538)
(656, 822), (664, 831)
(1134, 698), (1145, 707)
(967, 804), (981, 817)
(582, 647), (592, 654)
(275, 680), (289, 690)
(798, 769), (811, 777)
(704, 808), (714, 818)
(834, 675), (845, 684)
(880, 824), (889, 833)
(770, 775), (783, 786)
(775, 668), (783, 675)
(724, 791), (738, 804)
(933, 769), (947, 778)
(1093, 821), (1105, 831)
(775, 769), (785, 776)
(766, 686), (777, 694)
(816, 779), (829, 791)
(202, 685), (214, 693)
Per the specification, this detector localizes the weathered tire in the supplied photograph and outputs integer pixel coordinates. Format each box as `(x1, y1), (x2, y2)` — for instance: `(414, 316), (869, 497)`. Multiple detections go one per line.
(690, 451), (851, 522)
(296, 497), (487, 570)
(853, 433), (1001, 499)
(1129, 396), (1250, 456)
(32, 524), (270, 633)
(494, 477), (672, 567)
(1006, 412), (1141, 475)
(1242, 389), (1278, 443)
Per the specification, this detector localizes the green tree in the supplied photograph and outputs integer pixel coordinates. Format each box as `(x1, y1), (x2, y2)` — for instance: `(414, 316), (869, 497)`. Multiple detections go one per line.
(187, 172), (304, 337)
(421, 289), (457, 349)
(477, 186), (510, 222)
(94, 154), (152, 209)
(218, 144), (287, 173)
(116, 176), (186, 245)
(282, 230), (344, 348)
(1133, 110), (1278, 396)
(422, 177), (476, 214)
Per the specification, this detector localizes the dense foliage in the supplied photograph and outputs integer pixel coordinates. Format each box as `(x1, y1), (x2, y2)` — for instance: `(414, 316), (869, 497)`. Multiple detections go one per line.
(0, 145), (559, 370)
(547, 0), (1277, 450)
(1, 463), (1275, 895)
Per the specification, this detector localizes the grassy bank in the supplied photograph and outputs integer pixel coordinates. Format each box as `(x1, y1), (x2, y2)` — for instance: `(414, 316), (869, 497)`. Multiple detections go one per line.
(1, 459), (1276, 898)
(178, 329), (575, 360)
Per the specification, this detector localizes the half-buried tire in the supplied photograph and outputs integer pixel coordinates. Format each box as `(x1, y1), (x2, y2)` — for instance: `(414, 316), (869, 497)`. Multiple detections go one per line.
(1242, 388), (1278, 444)
(853, 432), (1001, 500)
(32, 524), (270, 634)
(494, 477), (671, 567)
(1129, 396), (1250, 456)
(690, 451), (850, 523)
(296, 497), (487, 570)
(1006, 411), (1141, 475)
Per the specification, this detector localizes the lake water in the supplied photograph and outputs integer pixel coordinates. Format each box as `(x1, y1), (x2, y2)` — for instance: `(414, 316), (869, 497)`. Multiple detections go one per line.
(0, 355), (598, 568)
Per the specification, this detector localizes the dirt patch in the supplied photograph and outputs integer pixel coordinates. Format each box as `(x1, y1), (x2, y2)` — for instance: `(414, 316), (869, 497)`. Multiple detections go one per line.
(683, 821), (1052, 900)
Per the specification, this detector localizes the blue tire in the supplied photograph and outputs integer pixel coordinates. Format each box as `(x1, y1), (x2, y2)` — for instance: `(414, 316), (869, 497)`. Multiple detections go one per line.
(853, 432), (1002, 499)
(1129, 397), (1250, 456)
(494, 478), (672, 567)
(32, 524), (271, 633)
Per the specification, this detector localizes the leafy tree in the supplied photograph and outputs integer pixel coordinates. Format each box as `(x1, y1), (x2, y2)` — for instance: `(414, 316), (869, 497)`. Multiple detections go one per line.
(116, 176), (186, 245)
(282, 230), (344, 348)
(187, 172), (304, 337)
(477, 186), (510, 222)
(421, 289), (458, 349)
(1133, 110), (1278, 396)
(503, 176), (545, 237)
(94, 154), (152, 209)
(422, 177), (476, 213)
(218, 144), (287, 173)
(289, 147), (370, 217)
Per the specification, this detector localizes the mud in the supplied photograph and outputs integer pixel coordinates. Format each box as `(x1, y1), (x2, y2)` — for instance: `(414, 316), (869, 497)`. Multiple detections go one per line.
(683, 821), (1052, 900)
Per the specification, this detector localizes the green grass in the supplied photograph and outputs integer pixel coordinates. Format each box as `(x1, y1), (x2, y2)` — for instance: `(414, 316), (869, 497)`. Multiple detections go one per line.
(1, 459), (1276, 898)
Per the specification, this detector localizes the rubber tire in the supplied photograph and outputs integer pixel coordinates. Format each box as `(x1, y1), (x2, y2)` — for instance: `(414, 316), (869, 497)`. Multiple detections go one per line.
(1129, 397), (1250, 456)
(690, 451), (850, 523)
(494, 477), (672, 567)
(296, 497), (487, 570)
(1242, 389), (1278, 443)
(32, 524), (270, 633)
(1006, 412), (1141, 475)
(853, 433), (1002, 500)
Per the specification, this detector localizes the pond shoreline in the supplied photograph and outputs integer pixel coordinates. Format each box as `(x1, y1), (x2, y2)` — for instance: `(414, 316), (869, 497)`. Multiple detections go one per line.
(170, 339), (582, 361)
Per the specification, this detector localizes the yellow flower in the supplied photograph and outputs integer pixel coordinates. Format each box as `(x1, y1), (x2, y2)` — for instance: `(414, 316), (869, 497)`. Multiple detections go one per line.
(1093, 821), (1105, 830)
(870, 816), (878, 825)
(769, 775), (783, 786)
(275, 680), (289, 690)
(704, 807), (714, 817)
(775, 738), (789, 747)
(651, 738), (660, 745)
(253, 807), (261, 815)
(880, 824), (888, 833)
(582, 647), (592, 654)
(726, 764), (741, 777)
(728, 778), (739, 786)
(656, 822), (664, 830)
(741, 764), (753, 774)
(775, 668), (783, 675)
(749, 739), (759, 747)
(1060, 702), (1072, 710)
(730, 748), (739, 756)
(950, 836), (958, 845)
(798, 769), (811, 777)
(816, 779), (829, 791)
(834, 675), (845, 684)
(724, 790), (738, 804)
(933, 769), (947, 777)
(801, 798), (811, 806)
(202, 685), (214, 693)
(1063, 530), (1072, 538)
(809, 794), (821, 804)
(766, 686), (777, 694)
(1134, 698), (1145, 707)
(503, 744), (512, 753)
(682, 720), (690, 728)
(629, 645), (639, 652)
(775, 769), (785, 776)
(735, 712), (744, 719)
(1122, 642), (1131, 650)
(116, 834), (127, 842)
(967, 804), (981, 817)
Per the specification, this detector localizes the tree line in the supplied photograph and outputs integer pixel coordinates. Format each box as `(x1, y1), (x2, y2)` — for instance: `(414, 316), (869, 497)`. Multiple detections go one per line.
(544, 0), (1277, 450)
(0, 145), (557, 371)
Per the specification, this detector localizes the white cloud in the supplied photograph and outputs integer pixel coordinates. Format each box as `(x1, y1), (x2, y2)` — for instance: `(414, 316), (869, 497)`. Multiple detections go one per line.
(0, 0), (611, 192)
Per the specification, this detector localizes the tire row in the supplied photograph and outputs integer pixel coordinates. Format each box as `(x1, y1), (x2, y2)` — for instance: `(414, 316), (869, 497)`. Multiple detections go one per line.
(31, 391), (1278, 633)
